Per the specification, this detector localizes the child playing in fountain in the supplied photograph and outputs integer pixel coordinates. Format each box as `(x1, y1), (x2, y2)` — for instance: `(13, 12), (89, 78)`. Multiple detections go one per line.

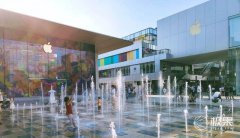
(97, 97), (102, 112)
(64, 96), (77, 128)
(9, 97), (15, 113)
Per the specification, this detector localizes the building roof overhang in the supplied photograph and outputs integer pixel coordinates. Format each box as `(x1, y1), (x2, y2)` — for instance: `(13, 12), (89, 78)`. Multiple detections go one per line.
(0, 9), (132, 54)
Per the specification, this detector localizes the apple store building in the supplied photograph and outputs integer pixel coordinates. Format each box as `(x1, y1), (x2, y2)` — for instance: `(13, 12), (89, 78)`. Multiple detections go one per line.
(157, 0), (240, 95)
(0, 9), (130, 97)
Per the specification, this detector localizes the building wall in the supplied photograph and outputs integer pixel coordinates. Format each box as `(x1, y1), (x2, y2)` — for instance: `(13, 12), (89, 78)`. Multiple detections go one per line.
(157, 0), (240, 58)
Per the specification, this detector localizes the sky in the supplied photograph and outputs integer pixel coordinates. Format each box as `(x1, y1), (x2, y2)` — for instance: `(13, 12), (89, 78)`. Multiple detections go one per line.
(0, 0), (209, 38)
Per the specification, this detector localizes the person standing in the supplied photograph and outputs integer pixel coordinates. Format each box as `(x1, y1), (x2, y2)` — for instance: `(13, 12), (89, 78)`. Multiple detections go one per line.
(64, 96), (76, 128)
(0, 90), (3, 112)
(229, 85), (235, 100)
(97, 97), (102, 112)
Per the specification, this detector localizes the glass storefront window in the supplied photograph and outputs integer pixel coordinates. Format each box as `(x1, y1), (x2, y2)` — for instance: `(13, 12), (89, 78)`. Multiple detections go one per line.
(230, 15), (240, 47)
(140, 62), (155, 74)
(0, 28), (95, 97)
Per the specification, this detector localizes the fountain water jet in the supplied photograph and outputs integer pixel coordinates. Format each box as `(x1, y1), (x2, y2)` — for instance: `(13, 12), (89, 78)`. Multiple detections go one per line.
(64, 83), (67, 98)
(231, 99), (234, 118)
(185, 82), (188, 109)
(86, 81), (89, 113)
(110, 121), (117, 138)
(174, 76), (177, 105)
(220, 105), (223, 133)
(205, 106), (208, 128)
(208, 85), (212, 101)
(184, 109), (189, 132)
(145, 75), (150, 124)
(91, 76), (96, 120)
(116, 70), (123, 131)
(167, 76), (171, 106)
(156, 113), (161, 138)
(30, 103), (33, 121)
(23, 103), (25, 116)
(74, 82), (78, 115)
(41, 82), (44, 112)
(60, 84), (64, 114)
(199, 80), (202, 111)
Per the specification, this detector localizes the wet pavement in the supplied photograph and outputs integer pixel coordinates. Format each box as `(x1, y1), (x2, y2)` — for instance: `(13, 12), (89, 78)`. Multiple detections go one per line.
(0, 97), (240, 138)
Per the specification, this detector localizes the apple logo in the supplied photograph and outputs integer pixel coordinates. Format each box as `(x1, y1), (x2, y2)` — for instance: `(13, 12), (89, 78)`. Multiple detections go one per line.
(43, 42), (52, 53)
(190, 20), (201, 36)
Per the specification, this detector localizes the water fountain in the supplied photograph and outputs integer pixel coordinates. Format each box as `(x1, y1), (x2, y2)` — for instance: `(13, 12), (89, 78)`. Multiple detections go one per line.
(106, 83), (109, 115)
(60, 84), (64, 114)
(102, 85), (105, 116)
(17, 103), (19, 116)
(208, 85), (212, 101)
(231, 99), (234, 118)
(23, 103), (25, 116)
(30, 103), (33, 120)
(145, 75), (150, 124)
(55, 112), (59, 137)
(86, 81), (89, 113)
(116, 70), (123, 131)
(110, 121), (117, 138)
(91, 76), (96, 120)
(199, 80), (202, 111)
(205, 106), (208, 127)
(82, 83), (84, 105)
(167, 76), (171, 106)
(185, 82), (188, 109)
(74, 82), (78, 115)
(49, 85), (56, 104)
(41, 82), (44, 111)
(174, 76), (177, 105)
(64, 83), (67, 98)
(156, 113), (161, 138)
(141, 73), (145, 124)
(35, 102), (38, 109)
(184, 109), (189, 132)
(76, 115), (80, 137)
(220, 105), (223, 133)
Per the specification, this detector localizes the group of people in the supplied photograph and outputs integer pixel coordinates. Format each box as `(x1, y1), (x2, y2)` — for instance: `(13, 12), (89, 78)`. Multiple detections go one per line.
(0, 89), (15, 112)
(162, 81), (235, 103)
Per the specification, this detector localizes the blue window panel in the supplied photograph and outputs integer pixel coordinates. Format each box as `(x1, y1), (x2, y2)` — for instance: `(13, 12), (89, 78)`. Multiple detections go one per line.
(113, 55), (119, 63)
(104, 56), (113, 65)
(98, 59), (100, 67)
(136, 49), (139, 59)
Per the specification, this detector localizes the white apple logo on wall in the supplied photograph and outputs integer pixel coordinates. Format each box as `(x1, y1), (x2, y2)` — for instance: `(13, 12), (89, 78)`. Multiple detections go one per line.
(190, 20), (201, 36)
(43, 42), (52, 53)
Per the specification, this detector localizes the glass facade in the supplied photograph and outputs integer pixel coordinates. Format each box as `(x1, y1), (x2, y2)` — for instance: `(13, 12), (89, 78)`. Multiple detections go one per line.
(228, 48), (240, 96)
(0, 28), (95, 97)
(99, 66), (130, 78)
(229, 15), (240, 95)
(230, 15), (240, 47)
(140, 62), (155, 74)
(122, 28), (157, 45)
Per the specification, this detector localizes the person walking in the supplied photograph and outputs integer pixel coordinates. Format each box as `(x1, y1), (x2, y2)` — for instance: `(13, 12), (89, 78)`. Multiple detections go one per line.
(64, 96), (76, 128)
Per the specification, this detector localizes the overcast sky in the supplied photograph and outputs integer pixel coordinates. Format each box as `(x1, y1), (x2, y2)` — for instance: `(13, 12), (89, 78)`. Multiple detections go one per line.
(0, 0), (209, 38)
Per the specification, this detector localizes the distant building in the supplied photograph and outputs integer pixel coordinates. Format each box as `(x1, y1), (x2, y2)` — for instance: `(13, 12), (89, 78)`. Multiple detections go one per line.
(0, 9), (131, 97)
(98, 0), (240, 96)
